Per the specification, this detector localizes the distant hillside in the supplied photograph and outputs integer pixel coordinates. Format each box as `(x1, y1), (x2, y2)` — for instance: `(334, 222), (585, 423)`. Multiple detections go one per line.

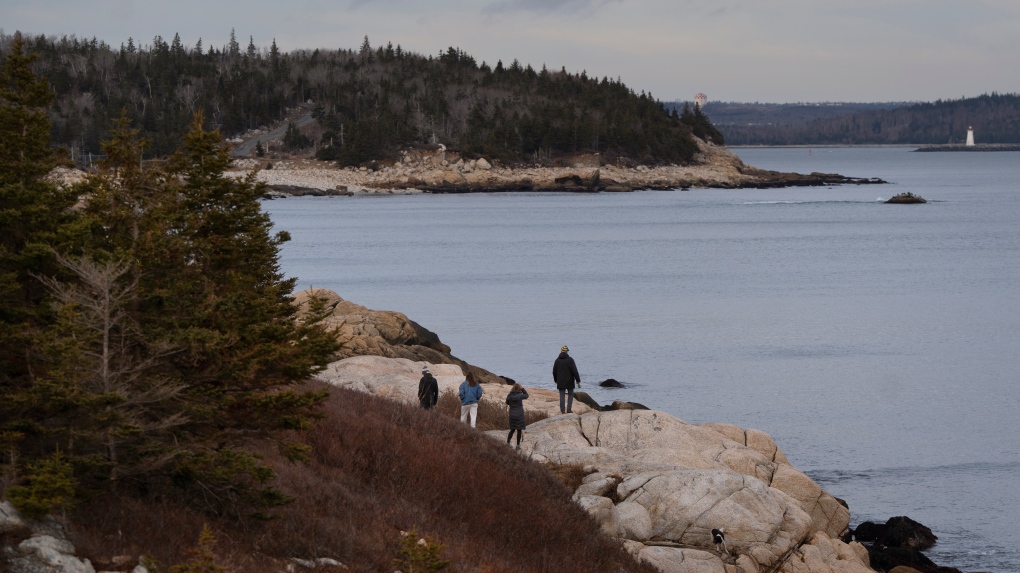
(2, 31), (713, 165)
(701, 94), (1020, 145)
(680, 101), (908, 128)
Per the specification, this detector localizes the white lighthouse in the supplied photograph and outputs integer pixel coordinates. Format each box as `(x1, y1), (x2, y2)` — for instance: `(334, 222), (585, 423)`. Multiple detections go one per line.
(966, 126), (975, 146)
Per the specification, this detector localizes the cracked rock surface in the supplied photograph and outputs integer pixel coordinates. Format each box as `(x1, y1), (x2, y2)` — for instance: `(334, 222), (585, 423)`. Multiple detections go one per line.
(486, 410), (872, 573)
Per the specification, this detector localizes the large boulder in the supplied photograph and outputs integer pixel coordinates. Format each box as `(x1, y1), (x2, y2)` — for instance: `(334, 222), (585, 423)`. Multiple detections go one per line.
(0, 502), (97, 573)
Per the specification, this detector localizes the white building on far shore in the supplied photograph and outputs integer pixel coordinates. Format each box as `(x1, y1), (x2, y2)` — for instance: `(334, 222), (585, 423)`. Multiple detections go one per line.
(966, 126), (975, 146)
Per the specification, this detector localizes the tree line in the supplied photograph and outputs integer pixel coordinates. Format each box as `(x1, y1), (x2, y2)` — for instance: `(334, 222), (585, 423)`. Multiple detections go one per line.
(0, 30), (720, 166)
(716, 93), (1020, 145)
(1, 34), (338, 520)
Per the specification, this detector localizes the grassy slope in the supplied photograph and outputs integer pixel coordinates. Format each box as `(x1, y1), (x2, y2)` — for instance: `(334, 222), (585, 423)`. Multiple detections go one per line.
(68, 385), (657, 573)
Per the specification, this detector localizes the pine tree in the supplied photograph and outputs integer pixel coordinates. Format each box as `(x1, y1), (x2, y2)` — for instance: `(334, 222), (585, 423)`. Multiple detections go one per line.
(228, 29), (239, 58)
(134, 113), (338, 516)
(0, 33), (82, 464)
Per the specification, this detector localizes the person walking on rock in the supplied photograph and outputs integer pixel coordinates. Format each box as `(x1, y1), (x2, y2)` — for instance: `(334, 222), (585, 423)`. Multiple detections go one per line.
(458, 371), (483, 428)
(553, 345), (581, 414)
(505, 383), (529, 449)
(418, 365), (439, 410)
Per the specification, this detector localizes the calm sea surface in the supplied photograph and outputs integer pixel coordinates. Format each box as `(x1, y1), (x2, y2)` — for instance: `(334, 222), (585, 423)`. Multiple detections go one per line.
(265, 147), (1020, 572)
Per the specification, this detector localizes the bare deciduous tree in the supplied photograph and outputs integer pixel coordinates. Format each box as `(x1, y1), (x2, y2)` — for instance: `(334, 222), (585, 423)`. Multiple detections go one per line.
(39, 255), (186, 480)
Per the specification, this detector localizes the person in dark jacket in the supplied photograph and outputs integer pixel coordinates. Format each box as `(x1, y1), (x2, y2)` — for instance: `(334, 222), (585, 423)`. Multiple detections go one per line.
(505, 383), (529, 449)
(418, 364), (439, 409)
(552, 345), (581, 414)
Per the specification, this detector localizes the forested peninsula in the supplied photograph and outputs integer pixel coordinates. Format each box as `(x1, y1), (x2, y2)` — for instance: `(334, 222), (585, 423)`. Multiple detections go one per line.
(3, 30), (722, 166)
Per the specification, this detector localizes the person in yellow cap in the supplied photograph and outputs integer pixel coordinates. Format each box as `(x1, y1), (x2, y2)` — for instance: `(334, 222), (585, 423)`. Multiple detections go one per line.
(552, 345), (581, 414)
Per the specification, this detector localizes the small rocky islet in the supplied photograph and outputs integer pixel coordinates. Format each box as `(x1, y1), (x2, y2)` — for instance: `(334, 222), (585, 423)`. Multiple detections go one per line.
(885, 192), (928, 204)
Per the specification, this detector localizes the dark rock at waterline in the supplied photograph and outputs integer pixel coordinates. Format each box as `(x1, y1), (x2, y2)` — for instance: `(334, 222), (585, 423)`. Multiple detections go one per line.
(853, 516), (937, 550)
(602, 400), (650, 411)
(500, 376), (517, 385)
(853, 516), (952, 573)
(886, 192), (927, 204)
(599, 378), (625, 388)
(573, 391), (601, 411)
(853, 521), (886, 543)
(266, 184), (352, 197)
(882, 516), (938, 551)
(866, 546), (961, 573)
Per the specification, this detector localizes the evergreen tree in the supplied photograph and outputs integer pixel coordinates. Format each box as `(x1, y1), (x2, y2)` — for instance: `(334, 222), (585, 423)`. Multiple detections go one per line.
(228, 29), (239, 58)
(0, 33), (82, 473)
(133, 113), (337, 516)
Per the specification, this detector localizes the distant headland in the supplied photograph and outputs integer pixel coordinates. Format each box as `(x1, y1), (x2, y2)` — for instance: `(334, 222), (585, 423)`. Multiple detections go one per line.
(914, 143), (1020, 152)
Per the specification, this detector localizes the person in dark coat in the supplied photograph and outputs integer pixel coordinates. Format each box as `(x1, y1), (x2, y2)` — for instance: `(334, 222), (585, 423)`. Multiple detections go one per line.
(552, 345), (581, 414)
(418, 365), (439, 409)
(505, 383), (529, 449)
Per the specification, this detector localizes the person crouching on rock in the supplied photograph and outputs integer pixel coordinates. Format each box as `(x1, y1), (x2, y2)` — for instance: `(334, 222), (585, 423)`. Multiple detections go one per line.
(458, 370), (483, 428)
(418, 364), (439, 410)
(553, 345), (581, 414)
(505, 383), (529, 449)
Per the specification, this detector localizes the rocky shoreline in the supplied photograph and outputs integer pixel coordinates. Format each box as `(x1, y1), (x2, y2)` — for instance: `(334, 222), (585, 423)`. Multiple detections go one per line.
(1, 289), (974, 573)
(231, 139), (886, 198)
(299, 289), (971, 573)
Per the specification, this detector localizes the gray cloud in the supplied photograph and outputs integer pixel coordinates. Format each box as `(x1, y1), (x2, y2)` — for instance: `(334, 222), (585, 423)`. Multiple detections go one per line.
(1, 0), (1018, 102)
(482, 0), (621, 16)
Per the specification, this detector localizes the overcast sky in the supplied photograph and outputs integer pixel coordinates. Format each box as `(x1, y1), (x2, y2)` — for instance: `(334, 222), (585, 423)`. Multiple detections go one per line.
(3, 0), (1018, 103)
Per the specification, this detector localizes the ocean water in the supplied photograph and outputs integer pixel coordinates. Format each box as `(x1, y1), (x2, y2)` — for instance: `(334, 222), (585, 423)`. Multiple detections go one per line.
(264, 147), (1020, 572)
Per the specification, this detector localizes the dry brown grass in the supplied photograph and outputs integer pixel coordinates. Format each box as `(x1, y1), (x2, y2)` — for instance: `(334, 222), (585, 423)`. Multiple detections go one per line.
(434, 389), (549, 431)
(544, 462), (591, 494)
(66, 384), (656, 573)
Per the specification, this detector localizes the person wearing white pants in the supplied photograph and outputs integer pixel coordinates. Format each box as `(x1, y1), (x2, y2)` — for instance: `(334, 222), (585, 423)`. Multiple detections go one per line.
(458, 371), (483, 428)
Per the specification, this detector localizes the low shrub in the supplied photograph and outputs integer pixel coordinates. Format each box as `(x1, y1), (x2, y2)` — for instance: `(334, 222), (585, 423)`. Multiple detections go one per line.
(545, 461), (590, 494)
(67, 385), (656, 573)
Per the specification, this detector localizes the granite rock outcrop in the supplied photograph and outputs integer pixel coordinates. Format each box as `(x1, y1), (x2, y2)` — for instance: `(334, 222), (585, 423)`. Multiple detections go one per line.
(294, 288), (505, 385)
(318, 355), (594, 417)
(316, 347), (870, 573)
(487, 409), (870, 573)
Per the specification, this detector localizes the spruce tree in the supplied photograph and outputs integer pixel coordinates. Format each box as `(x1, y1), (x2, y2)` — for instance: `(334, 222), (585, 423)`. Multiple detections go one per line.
(134, 113), (338, 516)
(0, 33), (81, 469)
